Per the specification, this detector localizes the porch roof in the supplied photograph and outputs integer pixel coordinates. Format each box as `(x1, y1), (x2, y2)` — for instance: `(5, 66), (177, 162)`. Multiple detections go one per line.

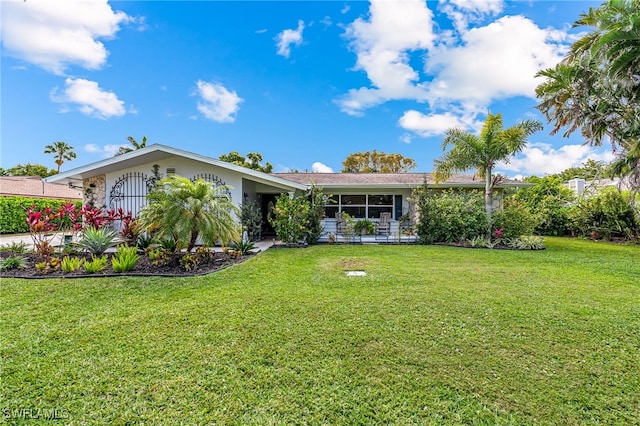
(272, 172), (528, 190)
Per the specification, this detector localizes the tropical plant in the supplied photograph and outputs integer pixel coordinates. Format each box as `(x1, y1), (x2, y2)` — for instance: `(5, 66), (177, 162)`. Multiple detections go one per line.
(240, 200), (262, 242)
(0, 241), (28, 253)
(341, 150), (417, 173)
(305, 184), (329, 244)
(146, 247), (172, 266)
(83, 255), (108, 274)
(0, 256), (27, 271)
(535, 0), (640, 206)
(354, 219), (376, 235)
(77, 227), (120, 255)
(61, 256), (84, 273)
(111, 245), (140, 273)
(136, 233), (157, 251)
(139, 175), (239, 253)
(2, 163), (58, 178)
(116, 135), (148, 156)
(43, 141), (77, 172)
(414, 187), (488, 244)
(434, 113), (543, 223)
(491, 199), (537, 240)
(568, 187), (639, 240)
(269, 193), (311, 244)
(230, 239), (256, 255)
(508, 236), (545, 250)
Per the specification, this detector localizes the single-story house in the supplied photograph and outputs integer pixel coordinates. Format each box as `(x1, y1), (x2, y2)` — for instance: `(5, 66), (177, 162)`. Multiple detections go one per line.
(0, 175), (82, 200)
(46, 144), (527, 241)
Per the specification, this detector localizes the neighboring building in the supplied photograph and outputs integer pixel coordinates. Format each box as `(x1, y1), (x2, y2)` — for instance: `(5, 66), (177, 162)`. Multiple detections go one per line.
(565, 177), (632, 198)
(47, 144), (528, 240)
(0, 176), (82, 200)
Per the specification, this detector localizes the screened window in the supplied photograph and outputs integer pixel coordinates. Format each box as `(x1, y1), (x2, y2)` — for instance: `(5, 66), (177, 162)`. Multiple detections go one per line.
(324, 194), (395, 219)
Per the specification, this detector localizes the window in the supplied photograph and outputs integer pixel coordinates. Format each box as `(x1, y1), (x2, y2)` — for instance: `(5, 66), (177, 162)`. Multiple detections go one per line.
(324, 194), (395, 219)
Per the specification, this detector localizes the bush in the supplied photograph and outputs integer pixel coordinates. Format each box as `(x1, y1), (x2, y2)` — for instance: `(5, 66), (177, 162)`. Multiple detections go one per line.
(83, 255), (108, 274)
(414, 188), (488, 243)
(0, 256), (27, 271)
(61, 256), (84, 273)
(492, 199), (537, 240)
(240, 200), (262, 242)
(111, 245), (140, 273)
(77, 227), (120, 255)
(0, 197), (82, 234)
(568, 187), (639, 240)
(269, 194), (310, 244)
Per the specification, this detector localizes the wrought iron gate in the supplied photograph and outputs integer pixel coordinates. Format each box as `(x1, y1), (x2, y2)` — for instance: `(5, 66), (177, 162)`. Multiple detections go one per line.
(191, 173), (231, 198)
(109, 172), (156, 213)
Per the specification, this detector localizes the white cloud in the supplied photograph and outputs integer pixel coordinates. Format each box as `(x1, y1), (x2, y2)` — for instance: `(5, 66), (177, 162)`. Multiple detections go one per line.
(83, 143), (126, 158)
(425, 15), (569, 104)
(399, 134), (412, 144)
(275, 20), (304, 58)
(398, 109), (482, 137)
(438, 0), (504, 33)
(194, 80), (243, 123)
(1, 0), (131, 75)
(50, 78), (126, 119)
(311, 162), (334, 173)
(336, 0), (435, 115)
(497, 142), (615, 176)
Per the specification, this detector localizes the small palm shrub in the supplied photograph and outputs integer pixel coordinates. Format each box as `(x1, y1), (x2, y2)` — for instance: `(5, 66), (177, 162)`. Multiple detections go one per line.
(77, 227), (120, 255)
(231, 239), (256, 255)
(61, 256), (84, 273)
(0, 241), (28, 254)
(83, 255), (108, 274)
(111, 245), (140, 273)
(0, 256), (27, 271)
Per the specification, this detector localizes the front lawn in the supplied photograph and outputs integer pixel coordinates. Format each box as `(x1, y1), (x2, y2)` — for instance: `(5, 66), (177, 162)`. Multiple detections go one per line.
(2, 237), (639, 424)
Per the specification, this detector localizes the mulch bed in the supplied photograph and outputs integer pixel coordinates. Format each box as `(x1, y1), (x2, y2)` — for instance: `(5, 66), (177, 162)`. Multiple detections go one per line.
(0, 250), (255, 279)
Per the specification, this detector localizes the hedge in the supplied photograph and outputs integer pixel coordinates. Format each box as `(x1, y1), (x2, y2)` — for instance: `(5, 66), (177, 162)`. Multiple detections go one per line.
(0, 196), (83, 234)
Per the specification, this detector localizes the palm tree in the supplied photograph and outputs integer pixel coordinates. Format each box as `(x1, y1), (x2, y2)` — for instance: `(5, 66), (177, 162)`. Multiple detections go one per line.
(43, 141), (77, 172)
(139, 175), (240, 253)
(116, 136), (148, 156)
(434, 113), (543, 221)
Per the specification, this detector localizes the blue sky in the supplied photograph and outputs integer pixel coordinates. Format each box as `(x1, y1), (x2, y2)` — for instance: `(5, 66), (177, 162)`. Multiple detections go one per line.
(1, 0), (612, 177)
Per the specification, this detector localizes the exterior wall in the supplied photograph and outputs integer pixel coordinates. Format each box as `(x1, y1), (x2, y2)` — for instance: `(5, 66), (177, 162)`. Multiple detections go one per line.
(83, 175), (106, 209)
(104, 157), (245, 216)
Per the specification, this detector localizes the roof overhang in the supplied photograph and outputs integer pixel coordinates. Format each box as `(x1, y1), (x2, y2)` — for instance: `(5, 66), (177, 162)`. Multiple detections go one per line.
(46, 144), (306, 191)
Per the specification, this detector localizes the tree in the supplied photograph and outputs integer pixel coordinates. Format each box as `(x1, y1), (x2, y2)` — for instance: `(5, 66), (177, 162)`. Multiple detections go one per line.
(43, 141), (76, 172)
(138, 175), (239, 253)
(219, 151), (273, 173)
(535, 0), (639, 198)
(554, 159), (612, 182)
(434, 113), (543, 221)
(116, 136), (148, 156)
(1, 163), (58, 178)
(341, 150), (417, 173)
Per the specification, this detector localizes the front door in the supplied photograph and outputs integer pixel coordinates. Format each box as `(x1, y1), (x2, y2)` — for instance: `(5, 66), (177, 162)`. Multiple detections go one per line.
(260, 194), (278, 237)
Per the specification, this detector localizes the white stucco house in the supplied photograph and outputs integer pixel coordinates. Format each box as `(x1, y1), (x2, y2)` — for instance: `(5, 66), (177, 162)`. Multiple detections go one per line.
(46, 144), (527, 241)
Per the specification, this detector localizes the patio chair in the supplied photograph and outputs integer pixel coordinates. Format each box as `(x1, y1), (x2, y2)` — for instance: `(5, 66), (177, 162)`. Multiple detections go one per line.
(377, 212), (391, 236)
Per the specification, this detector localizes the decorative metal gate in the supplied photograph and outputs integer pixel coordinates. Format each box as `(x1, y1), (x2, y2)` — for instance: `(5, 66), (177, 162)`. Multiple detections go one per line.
(109, 172), (156, 213)
(191, 173), (232, 198)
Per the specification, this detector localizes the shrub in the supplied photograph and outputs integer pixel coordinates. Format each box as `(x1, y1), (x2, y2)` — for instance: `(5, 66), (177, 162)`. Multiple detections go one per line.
(0, 256), (27, 271)
(414, 188), (488, 243)
(35, 257), (60, 274)
(491, 199), (537, 240)
(136, 233), (157, 251)
(61, 256), (84, 273)
(0, 197), (81, 234)
(231, 239), (256, 255)
(508, 236), (545, 250)
(354, 219), (376, 235)
(83, 255), (108, 274)
(0, 241), (28, 253)
(77, 227), (120, 255)
(111, 245), (140, 273)
(269, 194), (310, 244)
(146, 247), (172, 266)
(568, 187), (639, 240)
(240, 200), (262, 242)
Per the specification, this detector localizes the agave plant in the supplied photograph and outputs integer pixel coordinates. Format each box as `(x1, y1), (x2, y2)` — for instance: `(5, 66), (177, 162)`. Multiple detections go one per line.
(77, 227), (120, 255)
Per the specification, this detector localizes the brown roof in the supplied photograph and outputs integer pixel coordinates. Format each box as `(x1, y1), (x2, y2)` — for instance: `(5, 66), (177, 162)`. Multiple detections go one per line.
(0, 176), (83, 200)
(272, 172), (525, 188)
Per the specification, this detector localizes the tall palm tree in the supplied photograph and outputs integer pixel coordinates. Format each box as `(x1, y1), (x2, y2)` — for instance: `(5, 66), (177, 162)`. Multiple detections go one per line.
(434, 113), (543, 221)
(43, 141), (77, 172)
(116, 136), (148, 156)
(139, 175), (240, 253)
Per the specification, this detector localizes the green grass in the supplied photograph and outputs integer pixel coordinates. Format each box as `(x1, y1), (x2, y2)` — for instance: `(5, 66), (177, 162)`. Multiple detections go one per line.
(1, 237), (639, 424)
